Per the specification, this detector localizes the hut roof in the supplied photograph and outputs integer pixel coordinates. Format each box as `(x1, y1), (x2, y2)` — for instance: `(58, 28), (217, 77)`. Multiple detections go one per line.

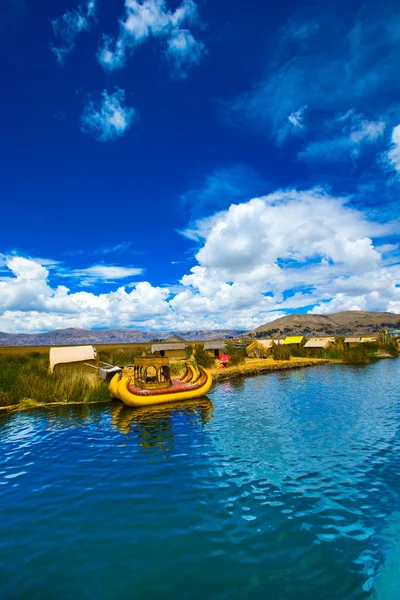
(257, 339), (274, 348)
(164, 335), (186, 342)
(151, 343), (187, 353)
(360, 337), (378, 343)
(344, 337), (360, 343)
(203, 341), (226, 350)
(49, 345), (96, 373)
(283, 336), (304, 345)
(304, 338), (334, 348)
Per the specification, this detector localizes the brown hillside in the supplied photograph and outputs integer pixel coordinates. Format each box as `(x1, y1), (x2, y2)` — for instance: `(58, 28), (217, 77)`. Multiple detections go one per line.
(249, 311), (400, 337)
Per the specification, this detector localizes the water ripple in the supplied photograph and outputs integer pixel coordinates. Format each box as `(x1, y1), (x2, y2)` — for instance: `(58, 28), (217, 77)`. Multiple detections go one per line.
(0, 361), (400, 599)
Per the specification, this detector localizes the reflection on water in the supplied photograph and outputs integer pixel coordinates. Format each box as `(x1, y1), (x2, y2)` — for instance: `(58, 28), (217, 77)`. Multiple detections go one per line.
(110, 398), (213, 452)
(0, 360), (400, 600)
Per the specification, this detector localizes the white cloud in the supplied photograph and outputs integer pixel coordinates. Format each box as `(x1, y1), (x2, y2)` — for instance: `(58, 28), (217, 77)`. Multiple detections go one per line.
(165, 29), (205, 78)
(68, 264), (144, 285)
(51, 0), (97, 64)
(1, 188), (399, 333)
(299, 111), (385, 162)
(98, 0), (204, 76)
(381, 124), (400, 175)
(224, 9), (398, 153)
(94, 241), (133, 255)
(288, 105), (307, 132)
(174, 187), (399, 322)
(0, 257), (169, 332)
(81, 88), (137, 141)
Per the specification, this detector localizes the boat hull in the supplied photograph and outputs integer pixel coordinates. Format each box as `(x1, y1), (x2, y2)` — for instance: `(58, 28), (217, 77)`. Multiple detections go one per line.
(109, 364), (213, 407)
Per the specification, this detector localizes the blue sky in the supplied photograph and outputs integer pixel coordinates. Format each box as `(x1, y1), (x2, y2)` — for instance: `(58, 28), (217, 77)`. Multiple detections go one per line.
(1, 0), (400, 333)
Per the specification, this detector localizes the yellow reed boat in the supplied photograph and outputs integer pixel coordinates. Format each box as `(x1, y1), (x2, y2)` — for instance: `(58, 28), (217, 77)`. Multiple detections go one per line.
(109, 356), (212, 407)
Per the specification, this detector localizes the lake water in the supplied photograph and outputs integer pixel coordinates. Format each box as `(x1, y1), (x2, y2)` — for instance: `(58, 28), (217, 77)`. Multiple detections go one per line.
(1, 360), (400, 599)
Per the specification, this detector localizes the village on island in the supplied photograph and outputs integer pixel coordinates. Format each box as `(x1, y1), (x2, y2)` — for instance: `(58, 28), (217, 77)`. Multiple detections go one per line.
(1, 322), (399, 411)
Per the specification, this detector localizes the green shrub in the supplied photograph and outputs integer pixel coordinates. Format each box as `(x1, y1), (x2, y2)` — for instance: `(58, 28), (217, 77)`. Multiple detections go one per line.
(342, 346), (370, 365)
(226, 344), (246, 366)
(380, 342), (399, 357)
(272, 345), (291, 361)
(289, 345), (308, 357)
(194, 345), (216, 368)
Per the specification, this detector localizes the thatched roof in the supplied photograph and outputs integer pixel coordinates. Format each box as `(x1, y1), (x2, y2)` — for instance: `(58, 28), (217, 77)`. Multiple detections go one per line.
(204, 342), (226, 350)
(304, 338), (334, 348)
(164, 335), (186, 342)
(344, 337), (360, 343)
(283, 336), (304, 345)
(49, 345), (96, 373)
(257, 339), (274, 348)
(151, 343), (187, 352)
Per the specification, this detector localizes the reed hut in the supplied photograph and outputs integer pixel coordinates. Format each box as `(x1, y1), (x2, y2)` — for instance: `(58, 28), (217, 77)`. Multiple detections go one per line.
(203, 341), (226, 358)
(304, 337), (335, 349)
(246, 339), (274, 358)
(283, 336), (304, 345)
(344, 337), (360, 347)
(49, 345), (97, 374)
(151, 343), (187, 360)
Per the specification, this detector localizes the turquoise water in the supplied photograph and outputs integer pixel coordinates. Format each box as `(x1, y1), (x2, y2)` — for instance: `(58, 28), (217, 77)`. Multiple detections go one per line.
(1, 360), (400, 599)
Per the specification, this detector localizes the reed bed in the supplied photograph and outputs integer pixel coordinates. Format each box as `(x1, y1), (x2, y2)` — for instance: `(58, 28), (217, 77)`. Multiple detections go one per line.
(210, 357), (329, 381)
(0, 353), (109, 409)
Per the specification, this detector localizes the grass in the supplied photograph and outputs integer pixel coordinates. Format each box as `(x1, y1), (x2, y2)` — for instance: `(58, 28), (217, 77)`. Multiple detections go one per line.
(1, 338), (398, 409)
(0, 352), (110, 409)
(194, 345), (216, 369)
(211, 357), (328, 381)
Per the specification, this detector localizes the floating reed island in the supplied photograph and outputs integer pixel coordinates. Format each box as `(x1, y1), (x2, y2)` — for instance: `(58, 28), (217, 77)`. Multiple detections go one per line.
(210, 357), (329, 382)
(0, 333), (398, 411)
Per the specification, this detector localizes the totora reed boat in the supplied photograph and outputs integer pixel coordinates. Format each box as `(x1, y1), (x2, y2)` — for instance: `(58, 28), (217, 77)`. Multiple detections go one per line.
(109, 356), (213, 407)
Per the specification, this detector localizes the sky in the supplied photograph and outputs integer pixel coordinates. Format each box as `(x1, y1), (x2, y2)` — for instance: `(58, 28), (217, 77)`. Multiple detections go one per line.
(0, 0), (400, 333)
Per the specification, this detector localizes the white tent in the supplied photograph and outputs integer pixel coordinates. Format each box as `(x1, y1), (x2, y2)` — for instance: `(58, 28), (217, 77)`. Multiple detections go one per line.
(49, 345), (96, 373)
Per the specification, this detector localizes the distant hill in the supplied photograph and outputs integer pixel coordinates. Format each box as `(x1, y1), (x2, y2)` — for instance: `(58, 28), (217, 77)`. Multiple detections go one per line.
(248, 311), (400, 337)
(0, 327), (242, 347)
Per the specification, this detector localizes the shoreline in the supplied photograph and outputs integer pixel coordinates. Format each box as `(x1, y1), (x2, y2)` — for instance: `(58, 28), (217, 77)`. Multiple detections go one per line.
(0, 356), (383, 413)
(210, 357), (331, 381)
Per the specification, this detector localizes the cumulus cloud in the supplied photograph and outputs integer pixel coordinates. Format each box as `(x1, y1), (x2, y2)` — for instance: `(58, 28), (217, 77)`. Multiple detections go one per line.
(1, 188), (399, 333)
(98, 0), (204, 76)
(0, 256), (169, 332)
(381, 124), (400, 175)
(51, 0), (97, 64)
(173, 188), (399, 321)
(81, 89), (137, 141)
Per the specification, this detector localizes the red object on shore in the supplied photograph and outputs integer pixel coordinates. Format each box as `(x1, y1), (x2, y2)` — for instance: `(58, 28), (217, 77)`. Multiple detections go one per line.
(218, 355), (231, 362)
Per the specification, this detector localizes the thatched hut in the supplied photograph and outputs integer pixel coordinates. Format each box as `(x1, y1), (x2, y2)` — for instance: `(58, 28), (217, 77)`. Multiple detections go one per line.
(49, 345), (97, 374)
(151, 343), (187, 360)
(344, 337), (360, 347)
(246, 339), (274, 358)
(203, 341), (227, 358)
(283, 336), (304, 345)
(304, 337), (335, 349)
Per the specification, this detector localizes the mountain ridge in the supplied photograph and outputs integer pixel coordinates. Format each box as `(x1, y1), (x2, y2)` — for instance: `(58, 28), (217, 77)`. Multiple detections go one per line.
(0, 327), (242, 347)
(248, 310), (400, 337)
